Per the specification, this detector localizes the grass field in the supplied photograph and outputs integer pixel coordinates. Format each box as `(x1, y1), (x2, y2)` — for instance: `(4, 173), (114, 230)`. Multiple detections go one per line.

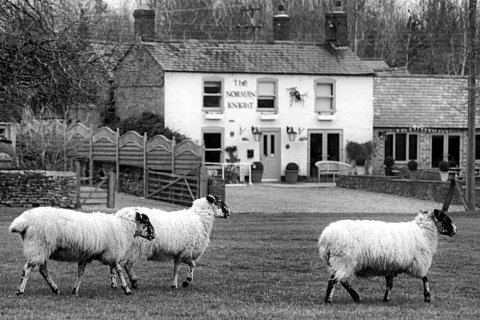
(1, 207), (479, 319)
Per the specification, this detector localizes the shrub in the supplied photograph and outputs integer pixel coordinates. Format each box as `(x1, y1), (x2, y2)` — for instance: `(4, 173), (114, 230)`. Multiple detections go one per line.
(285, 162), (299, 171)
(251, 161), (263, 171)
(384, 156), (395, 168)
(346, 141), (373, 166)
(407, 160), (418, 171)
(439, 161), (450, 172)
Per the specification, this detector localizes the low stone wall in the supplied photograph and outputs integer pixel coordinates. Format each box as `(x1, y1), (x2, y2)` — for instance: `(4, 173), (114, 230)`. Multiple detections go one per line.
(336, 175), (480, 208)
(0, 170), (77, 208)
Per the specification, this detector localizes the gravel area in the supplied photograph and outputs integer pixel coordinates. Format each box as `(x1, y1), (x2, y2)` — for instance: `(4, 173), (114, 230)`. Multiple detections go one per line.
(225, 183), (465, 214)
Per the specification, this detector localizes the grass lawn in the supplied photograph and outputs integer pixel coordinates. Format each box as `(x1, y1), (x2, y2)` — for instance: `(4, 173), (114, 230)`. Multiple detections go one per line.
(1, 207), (479, 319)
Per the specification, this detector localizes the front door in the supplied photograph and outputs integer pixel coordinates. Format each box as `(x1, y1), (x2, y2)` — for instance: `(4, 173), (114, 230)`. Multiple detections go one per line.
(260, 129), (281, 181)
(431, 135), (461, 168)
(309, 130), (342, 178)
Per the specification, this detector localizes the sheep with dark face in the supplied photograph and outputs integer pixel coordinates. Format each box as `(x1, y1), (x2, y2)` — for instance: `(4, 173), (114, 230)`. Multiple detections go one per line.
(9, 207), (155, 296)
(110, 194), (230, 289)
(318, 209), (456, 303)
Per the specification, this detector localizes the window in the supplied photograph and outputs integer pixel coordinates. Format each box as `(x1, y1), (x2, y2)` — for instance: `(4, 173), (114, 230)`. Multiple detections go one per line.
(257, 79), (277, 111)
(476, 134), (480, 160)
(203, 78), (223, 110)
(385, 133), (418, 161)
(203, 131), (223, 163)
(314, 79), (335, 113)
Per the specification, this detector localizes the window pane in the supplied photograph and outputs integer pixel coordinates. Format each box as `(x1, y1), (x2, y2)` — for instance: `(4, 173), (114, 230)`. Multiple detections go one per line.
(476, 135), (480, 159)
(205, 151), (221, 163)
(270, 134), (275, 155)
(204, 96), (221, 108)
(258, 98), (275, 109)
(263, 135), (268, 157)
(258, 82), (275, 95)
(316, 83), (332, 97)
(204, 81), (221, 94)
(408, 135), (418, 160)
(385, 134), (393, 158)
(395, 134), (407, 161)
(204, 133), (221, 149)
(315, 97), (332, 112)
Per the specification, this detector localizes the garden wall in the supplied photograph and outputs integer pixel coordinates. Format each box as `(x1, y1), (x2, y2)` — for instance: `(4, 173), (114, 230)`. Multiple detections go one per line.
(336, 175), (480, 208)
(0, 170), (77, 208)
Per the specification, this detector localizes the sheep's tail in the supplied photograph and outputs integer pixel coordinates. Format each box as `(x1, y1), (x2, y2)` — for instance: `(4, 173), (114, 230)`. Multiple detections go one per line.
(9, 215), (29, 238)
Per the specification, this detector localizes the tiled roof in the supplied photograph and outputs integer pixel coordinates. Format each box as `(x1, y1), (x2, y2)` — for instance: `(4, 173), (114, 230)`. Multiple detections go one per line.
(373, 74), (474, 129)
(143, 40), (374, 76)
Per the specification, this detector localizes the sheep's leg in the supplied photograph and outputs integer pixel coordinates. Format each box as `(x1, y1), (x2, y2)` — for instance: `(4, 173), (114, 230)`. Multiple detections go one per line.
(39, 262), (59, 295)
(171, 256), (181, 289)
(324, 274), (337, 303)
(72, 261), (88, 295)
(422, 276), (431, 302)
(110, 267), (118, 289)
(340, 280), (361, 303)
(114, 264), (132, 295)
(182, 260), (195, 287)
(382, 275), (394, 302)
(16, 261), (36, 296)
(124, 262), (138, 289)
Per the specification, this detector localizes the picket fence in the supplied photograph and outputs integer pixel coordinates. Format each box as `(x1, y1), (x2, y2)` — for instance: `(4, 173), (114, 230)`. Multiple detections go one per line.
(69, 123), (205, 200)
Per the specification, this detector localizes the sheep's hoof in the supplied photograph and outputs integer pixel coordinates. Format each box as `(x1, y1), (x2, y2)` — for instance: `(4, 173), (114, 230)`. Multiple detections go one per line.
(382, 298), (389, 303)
(424, 297), (431, 303)
(111, 283), (118, 289)
(171, 284), (178, 289)
(324, 297), (333, 303)
(52, 288), (60, 295)
(16, 291), (24, 296)
(121, 286), (132, 295)
(72, 289), (78, 295)
(182, 281), (189, 287)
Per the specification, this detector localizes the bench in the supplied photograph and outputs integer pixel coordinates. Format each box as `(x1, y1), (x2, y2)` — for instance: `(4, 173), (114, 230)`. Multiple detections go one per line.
(315, 160), (352, 183)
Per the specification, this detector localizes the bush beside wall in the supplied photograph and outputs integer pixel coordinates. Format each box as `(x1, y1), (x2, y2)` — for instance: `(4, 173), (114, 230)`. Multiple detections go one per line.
(336, 175), (478, 208)
(0, 170), (77, 208)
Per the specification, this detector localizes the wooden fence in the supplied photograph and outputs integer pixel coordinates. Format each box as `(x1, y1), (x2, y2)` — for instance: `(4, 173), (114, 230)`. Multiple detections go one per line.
(68, 123), (205, 200)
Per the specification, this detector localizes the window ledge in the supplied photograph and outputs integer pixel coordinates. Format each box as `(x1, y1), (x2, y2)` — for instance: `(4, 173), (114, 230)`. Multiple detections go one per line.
(204, 112), (224, 120)
(316, 113), (336, 121)
(259, 112), (279, 120)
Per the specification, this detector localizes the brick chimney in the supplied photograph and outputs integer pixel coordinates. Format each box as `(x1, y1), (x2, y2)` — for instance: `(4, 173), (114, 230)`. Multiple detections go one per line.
(325, 0), (348, 48)
(134, 8), (156, 41)
(273, 4), (290, 41)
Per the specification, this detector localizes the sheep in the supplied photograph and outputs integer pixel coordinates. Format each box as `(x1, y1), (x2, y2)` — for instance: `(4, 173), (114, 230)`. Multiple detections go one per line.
(109, 194), (230, 289)
(318, 209), (457, 303)
(9, 207), (155, 296)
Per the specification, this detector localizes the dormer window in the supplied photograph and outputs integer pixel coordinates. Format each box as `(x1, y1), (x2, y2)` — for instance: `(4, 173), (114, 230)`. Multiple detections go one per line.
(203, 78), (223, 111)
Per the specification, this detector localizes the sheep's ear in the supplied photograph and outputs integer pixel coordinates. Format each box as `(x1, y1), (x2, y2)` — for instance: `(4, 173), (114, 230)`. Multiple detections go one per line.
(135, 211), (142, 222)
(433, 209), (441, 218)
(206, 194), (216, 204)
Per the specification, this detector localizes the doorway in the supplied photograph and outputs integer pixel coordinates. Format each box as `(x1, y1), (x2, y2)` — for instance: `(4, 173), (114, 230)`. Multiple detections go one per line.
(309, 130), (342, 178)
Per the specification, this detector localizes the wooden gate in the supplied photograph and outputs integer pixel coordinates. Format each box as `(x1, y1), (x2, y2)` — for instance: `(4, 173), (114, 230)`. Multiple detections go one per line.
(146, 167), (207, 206)
(76, 163), (115, 208)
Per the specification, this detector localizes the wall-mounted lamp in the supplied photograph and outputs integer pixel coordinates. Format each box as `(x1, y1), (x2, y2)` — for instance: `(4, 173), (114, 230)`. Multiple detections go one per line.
(251, 126), (262, 142)
(286, 126), (297, 142)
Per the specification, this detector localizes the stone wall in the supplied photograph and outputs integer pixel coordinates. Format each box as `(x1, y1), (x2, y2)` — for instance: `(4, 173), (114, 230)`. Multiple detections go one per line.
(0, 170), (77, 208)
(336, 175), (479, 208)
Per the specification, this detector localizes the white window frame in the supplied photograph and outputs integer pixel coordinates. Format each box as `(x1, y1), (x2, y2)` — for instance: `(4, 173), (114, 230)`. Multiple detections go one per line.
(202, 77), (224, 112)
(256, 78), (278, 112)
(202, 127), (224, 164)
(314, 79), (336, 114)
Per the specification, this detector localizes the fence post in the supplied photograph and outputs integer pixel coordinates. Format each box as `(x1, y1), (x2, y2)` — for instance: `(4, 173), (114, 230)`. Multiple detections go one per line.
(107, 171), (116, 208)
(89, 125), (93, 186)
(171, 138), (176, 174)
(143, 132), (148, 198)
(75, 161), (81, 209)
(199, 166), (209, 197)
(115, 128), (120, 192)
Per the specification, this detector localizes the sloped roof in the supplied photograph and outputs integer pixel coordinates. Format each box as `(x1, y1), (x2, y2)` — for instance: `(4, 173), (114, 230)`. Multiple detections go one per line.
(374, 74), (473, 129)
(142, 40), (374, 76)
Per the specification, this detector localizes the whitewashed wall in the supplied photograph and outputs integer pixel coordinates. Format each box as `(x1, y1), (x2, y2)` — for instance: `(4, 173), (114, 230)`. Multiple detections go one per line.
(164, 72), (373, 176)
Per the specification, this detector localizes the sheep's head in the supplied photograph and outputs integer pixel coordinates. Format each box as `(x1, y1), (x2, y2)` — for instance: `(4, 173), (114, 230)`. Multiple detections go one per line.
(206, 194), (231, 218)
(432, 209), (457, 237)
(134, 211), (156, 240)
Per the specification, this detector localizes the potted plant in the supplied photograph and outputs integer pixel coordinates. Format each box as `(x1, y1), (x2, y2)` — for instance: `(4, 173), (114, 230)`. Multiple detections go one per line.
(439, 160), (450, 182)
(284, 162), (299, 184)
(407, 160), (418, 180)
(250, 161), (263, 183)
(346, 141), (373, 175)
(384, 156), (395, 176)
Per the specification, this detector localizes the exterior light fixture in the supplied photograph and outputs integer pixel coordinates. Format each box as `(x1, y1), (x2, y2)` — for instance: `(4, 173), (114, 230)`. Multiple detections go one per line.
(286, 126), (297, 142)
(251, 126), (262, 142)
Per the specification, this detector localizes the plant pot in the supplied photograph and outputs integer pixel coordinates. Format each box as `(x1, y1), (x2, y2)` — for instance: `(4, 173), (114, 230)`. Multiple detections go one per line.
(440, 171), (449, 182)
(356, 166), (366, 176)
(285, 169), (298, 184)
(251, 170), (263, 183)
(385, 168), (394, 176)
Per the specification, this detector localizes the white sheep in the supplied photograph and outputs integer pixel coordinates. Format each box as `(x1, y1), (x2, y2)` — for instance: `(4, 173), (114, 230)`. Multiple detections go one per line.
(318, 209), (457, 303)
(109, 194), (230, 289)
(9, 207), (155, 296)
